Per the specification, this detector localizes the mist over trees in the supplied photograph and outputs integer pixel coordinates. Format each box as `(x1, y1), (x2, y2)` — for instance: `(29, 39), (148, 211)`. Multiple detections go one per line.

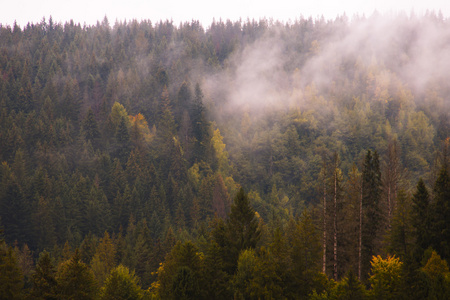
(0, 11), (449, 299)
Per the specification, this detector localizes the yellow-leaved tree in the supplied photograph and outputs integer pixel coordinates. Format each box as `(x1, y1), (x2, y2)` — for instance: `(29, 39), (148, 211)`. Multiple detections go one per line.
(369, 255), (403, 300)
(129, 113), (153, 145)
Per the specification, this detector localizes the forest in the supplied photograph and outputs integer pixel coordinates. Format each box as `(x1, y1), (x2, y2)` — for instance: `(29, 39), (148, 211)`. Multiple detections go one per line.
(0, 11), (449, 299)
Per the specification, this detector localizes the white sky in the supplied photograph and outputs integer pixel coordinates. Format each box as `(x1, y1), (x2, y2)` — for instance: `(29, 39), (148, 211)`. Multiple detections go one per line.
(2, 0), (450, 28)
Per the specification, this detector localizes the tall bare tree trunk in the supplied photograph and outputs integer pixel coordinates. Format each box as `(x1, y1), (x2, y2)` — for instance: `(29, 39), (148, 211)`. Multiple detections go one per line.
(358, 182), (362, 281)
(333, 167), (338, 281)
(387, 184), (392, 229)
(384, 139), (401, 230)
(323, 177), (327, 275)
(322, 158), (327, 275)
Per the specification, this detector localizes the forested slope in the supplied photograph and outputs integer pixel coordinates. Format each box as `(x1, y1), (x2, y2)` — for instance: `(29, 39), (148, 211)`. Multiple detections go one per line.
(0, 13), (449, 299)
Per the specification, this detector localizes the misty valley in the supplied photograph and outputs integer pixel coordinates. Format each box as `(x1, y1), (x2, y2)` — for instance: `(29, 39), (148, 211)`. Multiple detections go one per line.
(0, 12), (449, 299)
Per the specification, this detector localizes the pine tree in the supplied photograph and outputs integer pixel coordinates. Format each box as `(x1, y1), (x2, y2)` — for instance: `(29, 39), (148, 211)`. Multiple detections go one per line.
(344, 164), (362, 279)
(175, 81), (192, 121)
(133, 220), (153, 288)
(157, 86), (177, 147)
(0, 237), (23, 300)
(387, 190), (413, 259)
(172, 266), (200, 300)
(155, 241), (202, 299)
(30, 250), (58, 300)
(430, 167), (450, 260)
(57, 250), (98, 299)
(91, 231), (116, 285)
(190, 83), (211, 164)
(100, 265), (143, 300)
(335, 270), (367, 300)
(202, 241), (231, 299)
(115, 116), (131, 164)
(232, 248), (259, 299)
(361, 150), (383, 281)
(421, 250), (450, 299)
(411, 178), (431, 262)
(60, 77), (81, 123)
(287, 210), (324, 298)
(79, 232), (98, 265)
(223, 187), (261, 274)
(82, 108), (100, 142)
(0, 171), (29, 245)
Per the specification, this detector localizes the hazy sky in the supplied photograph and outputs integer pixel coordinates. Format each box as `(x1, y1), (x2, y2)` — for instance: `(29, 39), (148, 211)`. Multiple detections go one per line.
(3, 0), (450, 27)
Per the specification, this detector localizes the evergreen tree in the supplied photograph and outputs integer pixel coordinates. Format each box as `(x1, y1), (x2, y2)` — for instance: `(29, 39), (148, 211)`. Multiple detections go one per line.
(30, 250), (58, 300)
(361, 150), (383, 281)
(0, 237), (23, 300)
(175, 81), (192, 121)
(287, 210), (325, 298)
(90, 231), (116, 285)
(132, 220), (153, 288)
(430, 167), (450, 261)
(82, 108), (100, 142)
(411, 178), (431, 263)
(232, 248), (259, 299)
(57, 250), (98, 300)
(100, 265), (143, 300)
(387, 190), (413, 260)
(79, 232), (98, 265)
(172, 266), (199, 300)
(115, 116), (131, 164)
(421, 250), (450, 299)
(221, 187), (261, 275)
(202, 241), (231, 299)
(0, 171), (29, 245)
(60, 78), (81, 123)
(335, 270), (367, 300)
(249, 229), (290, 299)
(343, 164), (362, 279)
(35, 195), (57, 252)
(154, 241), (202, 300)
(190, 83), (211, 164)
(157, 86), (177, 147)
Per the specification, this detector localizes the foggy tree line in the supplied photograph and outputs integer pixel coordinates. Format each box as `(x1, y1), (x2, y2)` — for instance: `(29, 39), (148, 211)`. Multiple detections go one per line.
(0, 12), (449, 299)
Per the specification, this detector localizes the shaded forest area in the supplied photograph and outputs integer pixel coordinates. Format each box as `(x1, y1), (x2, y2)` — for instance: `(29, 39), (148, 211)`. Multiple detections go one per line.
(0, 12), (450, 299)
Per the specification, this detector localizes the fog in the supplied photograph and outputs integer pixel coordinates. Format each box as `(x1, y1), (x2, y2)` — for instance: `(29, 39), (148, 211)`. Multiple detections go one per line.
(205, 12), (450, 119)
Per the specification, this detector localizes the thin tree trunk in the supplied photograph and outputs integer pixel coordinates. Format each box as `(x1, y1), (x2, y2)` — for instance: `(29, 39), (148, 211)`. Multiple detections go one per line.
(385, 139), (400, 231)
(387, 184), (391, 230)
(323, 178), (327, 275)
(333, 168), (338, 281)
(358, 182), (362, 281)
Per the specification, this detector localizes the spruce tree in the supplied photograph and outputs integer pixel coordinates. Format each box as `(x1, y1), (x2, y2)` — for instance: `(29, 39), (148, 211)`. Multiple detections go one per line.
(411, 178), (431, 262)
(387, 190), (413, 259)
(190, 83), (211, 164)
(0, 237), (23, 300)
(430, 167), (450, 261)
(361, 150), (382, 281)
(82, 108), (100, 142)
(224, 187), (261, 274)
(30, 250), (58, 300)
(100, 265), (143, 300)
(115, 116), (131, 164)
(57, 250), (98, 299)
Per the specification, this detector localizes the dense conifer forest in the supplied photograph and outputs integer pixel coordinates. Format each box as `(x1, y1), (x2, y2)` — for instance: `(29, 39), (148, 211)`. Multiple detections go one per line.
(0, 12), (449, 299)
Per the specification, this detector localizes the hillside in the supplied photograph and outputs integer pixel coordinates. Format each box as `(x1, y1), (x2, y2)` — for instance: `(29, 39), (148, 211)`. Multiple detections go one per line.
(0, 13), (449, 299)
